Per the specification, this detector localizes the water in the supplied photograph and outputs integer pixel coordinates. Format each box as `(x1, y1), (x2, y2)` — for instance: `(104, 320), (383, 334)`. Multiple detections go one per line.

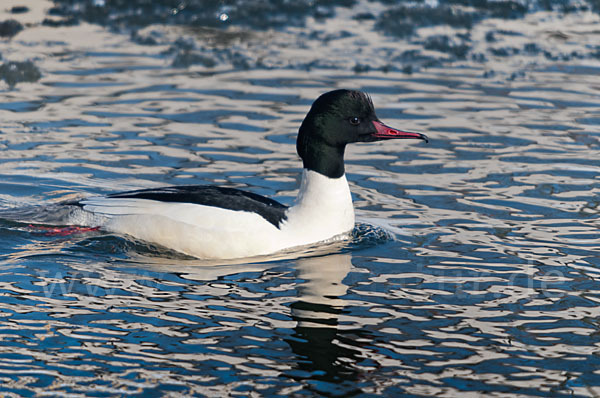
(0, 0), (600, 396)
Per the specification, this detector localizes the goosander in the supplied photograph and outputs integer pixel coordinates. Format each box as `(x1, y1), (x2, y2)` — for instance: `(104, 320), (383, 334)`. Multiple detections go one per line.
(64, 89), (428, 259)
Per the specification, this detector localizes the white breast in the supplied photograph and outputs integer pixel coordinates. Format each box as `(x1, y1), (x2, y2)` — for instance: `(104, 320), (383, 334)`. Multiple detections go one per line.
(279, 169), (355, 246)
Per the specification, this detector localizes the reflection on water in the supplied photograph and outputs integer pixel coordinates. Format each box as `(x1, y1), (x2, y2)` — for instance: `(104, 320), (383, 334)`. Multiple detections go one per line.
(288, 255), (357, 392)
(0, 0), (600, 396)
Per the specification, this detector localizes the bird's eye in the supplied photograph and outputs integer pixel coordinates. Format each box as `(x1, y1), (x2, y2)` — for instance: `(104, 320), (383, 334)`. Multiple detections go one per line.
(349, 117), (361, 126)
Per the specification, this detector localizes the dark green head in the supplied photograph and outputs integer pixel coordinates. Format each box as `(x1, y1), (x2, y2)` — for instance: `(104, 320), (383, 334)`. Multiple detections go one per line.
(296, 89), (428, 178)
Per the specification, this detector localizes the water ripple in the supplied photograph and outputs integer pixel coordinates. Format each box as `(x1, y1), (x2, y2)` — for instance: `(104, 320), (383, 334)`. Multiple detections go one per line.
(0, 0), (599, 396)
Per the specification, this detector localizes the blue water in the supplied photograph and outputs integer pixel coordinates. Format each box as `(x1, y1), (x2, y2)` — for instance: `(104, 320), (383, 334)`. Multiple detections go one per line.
(0, 0), (600, 396)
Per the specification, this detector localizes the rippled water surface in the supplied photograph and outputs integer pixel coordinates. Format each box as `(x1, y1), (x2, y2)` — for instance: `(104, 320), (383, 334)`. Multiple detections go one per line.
(0, 0), (600, 396)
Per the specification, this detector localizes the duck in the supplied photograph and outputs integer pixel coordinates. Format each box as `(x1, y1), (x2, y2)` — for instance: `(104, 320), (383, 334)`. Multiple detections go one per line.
(63, 89), (428, 259)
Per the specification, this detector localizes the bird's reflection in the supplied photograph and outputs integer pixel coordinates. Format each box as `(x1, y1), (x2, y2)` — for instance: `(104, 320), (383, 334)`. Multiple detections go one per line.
(286, 253), (362, 385)
(117, 250), (363, 383)
(7, 230), (368, 388)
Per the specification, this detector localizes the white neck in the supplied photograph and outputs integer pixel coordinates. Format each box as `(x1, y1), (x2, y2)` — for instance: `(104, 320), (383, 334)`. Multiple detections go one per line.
(280, 169), (355, 245)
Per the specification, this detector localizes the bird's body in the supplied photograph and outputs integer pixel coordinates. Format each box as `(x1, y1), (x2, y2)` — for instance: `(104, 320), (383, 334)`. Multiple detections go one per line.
(72, 169), (353, 259)
(43, 90), (428, 259)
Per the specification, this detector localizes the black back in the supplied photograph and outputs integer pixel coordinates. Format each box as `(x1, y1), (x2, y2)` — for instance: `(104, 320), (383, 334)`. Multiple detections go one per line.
(107, 185), (288, 228)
